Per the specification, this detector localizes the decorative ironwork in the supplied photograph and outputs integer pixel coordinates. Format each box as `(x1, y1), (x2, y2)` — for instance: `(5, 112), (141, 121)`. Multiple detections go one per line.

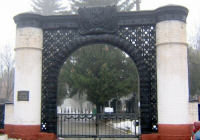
(57, 108), (139, 138)
(42, 29), (154, 134)
(78, 6), (118, 35)
(0, 104), (4, 129)
(117, 25), (157, 132)
(41, 28), (78, 133)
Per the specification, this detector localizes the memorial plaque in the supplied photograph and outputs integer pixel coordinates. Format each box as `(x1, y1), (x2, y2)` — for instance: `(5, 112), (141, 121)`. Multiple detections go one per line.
(18, 91), (29, 101)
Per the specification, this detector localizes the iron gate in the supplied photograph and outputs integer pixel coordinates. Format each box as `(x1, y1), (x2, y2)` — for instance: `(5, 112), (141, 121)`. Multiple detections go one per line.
(57, 111), (140, 138)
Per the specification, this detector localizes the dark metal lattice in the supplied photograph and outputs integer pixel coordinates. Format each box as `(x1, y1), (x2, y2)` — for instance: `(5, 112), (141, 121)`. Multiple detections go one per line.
(42, 25), (157, 134)
(42, 29), (78, 132)
(0, 104), (5, 129)
(117, 25), (157, 132)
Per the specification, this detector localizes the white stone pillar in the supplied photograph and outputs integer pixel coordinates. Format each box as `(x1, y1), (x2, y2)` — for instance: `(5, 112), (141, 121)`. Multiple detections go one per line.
(156, 5), (190, 138)
(156, 20), (188, 124)
(14, 27), (43, 126)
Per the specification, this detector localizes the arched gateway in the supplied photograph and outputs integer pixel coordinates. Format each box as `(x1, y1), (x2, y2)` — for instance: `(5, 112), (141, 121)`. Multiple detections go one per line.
(3, 5), (189, 140)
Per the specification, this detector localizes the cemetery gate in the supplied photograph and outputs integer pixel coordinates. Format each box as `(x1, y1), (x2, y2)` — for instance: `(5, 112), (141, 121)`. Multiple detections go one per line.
(12, 4), (189, 140)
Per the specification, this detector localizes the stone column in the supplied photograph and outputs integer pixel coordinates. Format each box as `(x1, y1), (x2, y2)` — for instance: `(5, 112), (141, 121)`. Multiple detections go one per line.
(156, 5), (190, 139)
(9, 13), (43, 135)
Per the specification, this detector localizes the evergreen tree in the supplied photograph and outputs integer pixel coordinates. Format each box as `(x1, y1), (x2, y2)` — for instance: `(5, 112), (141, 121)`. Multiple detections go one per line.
(31, 0), (67, 15)
(68, 0), (136, 14)
(58, 0), (140, 107)
(58, 44), (138, 112)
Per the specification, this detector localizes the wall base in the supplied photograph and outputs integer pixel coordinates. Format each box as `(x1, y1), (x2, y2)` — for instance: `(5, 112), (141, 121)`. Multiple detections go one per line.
(140, 124), (193, 140)
(4, 124), (40, 137)
(3, 124), (193, 140)
(0, 129), (4, 134)
(140, 134), (191, 140)
(140, 134), (159, 140)
(158, 124), (192, 140)
(10, 133), (55, 140)
(4, 124), (56, 140)
(159, 135), (191, 140)
(158, 124), (192, 136)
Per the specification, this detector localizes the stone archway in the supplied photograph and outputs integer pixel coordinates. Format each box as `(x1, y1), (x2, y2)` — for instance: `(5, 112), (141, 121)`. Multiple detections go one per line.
(4, 4), (189, 140)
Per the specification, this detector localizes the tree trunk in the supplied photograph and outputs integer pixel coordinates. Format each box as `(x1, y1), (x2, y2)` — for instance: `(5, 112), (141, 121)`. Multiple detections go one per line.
(96, 102), (104, 113)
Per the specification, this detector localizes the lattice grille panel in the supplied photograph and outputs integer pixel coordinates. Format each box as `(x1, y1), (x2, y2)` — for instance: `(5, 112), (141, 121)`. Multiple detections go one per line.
(42, 25), (157, 134)
(117, 25), (157, 132)
(42, 29), (77, 132)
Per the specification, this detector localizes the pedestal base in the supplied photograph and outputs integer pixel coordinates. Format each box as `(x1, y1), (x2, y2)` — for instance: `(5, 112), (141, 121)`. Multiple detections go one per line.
(4, 124), (56, 140)
(140, 124), (193, 140)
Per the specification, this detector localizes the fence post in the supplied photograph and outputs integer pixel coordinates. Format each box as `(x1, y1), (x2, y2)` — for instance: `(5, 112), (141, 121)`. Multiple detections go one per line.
(96, 114), (99, 138)
(0, 104), (5, 129)
(60, 108), (62, 137)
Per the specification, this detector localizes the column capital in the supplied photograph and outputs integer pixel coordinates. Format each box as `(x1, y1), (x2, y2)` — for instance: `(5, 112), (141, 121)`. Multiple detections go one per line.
(14, 12), (42, 28)
(155, 5), (188, 23)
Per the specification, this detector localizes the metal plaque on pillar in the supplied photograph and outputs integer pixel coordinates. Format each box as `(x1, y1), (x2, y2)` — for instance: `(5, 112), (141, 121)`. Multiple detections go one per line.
(18, 91), (29, 101)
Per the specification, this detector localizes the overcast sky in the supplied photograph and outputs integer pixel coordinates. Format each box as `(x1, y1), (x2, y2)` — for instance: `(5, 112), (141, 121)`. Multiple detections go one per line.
(0, 0), (200, 53)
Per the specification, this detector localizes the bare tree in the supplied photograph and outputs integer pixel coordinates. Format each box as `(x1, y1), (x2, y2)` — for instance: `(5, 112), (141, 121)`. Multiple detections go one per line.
(188, 24), (200, 51)
(188, 24), (200, 99)
(0, 45), (14, 102)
